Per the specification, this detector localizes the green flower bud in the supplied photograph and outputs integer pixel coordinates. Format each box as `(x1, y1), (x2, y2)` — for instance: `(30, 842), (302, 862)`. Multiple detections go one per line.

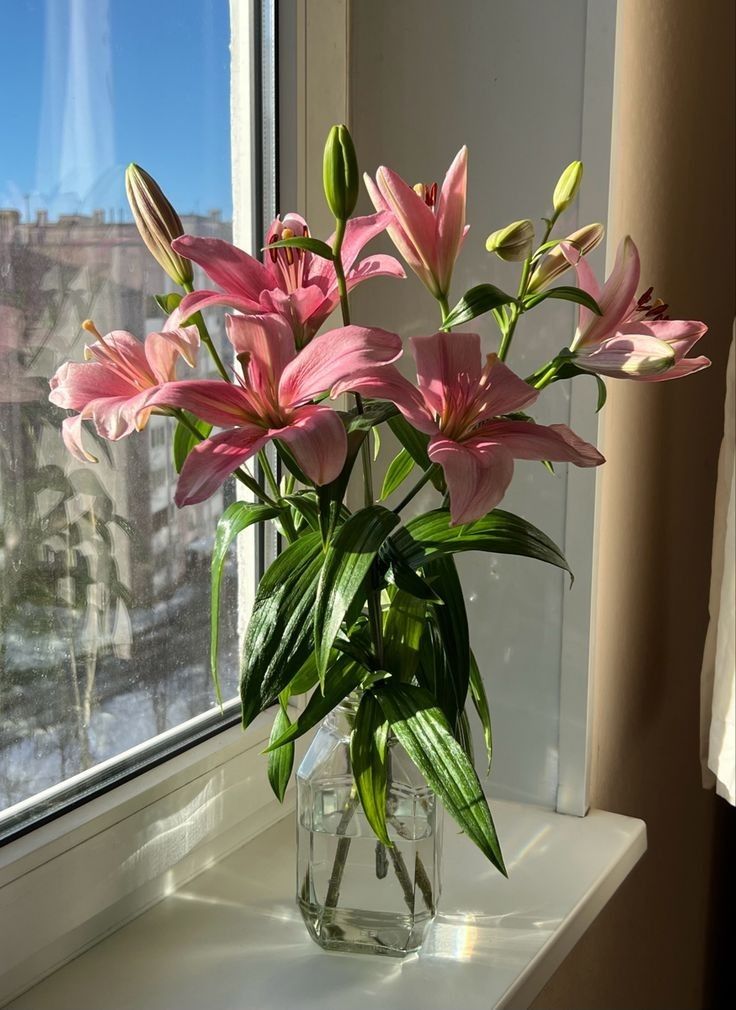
(125, 163), (193, 287)
(528, 222), (604, 293)
(485, 219), (535, 261)
(553, 161), (583, 215)
(323, 124), (359, 222)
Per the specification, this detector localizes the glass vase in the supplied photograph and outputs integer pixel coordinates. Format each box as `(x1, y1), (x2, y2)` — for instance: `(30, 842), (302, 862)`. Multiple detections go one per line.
(296, 692), (442, 957)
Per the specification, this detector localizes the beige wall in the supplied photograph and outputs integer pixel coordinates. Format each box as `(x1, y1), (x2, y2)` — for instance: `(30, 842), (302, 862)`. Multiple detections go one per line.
(531, 1), (735, 1007)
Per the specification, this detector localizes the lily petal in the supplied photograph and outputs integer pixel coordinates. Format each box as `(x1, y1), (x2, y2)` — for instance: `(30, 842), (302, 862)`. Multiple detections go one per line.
(435, 146), (467, 295)
(477, 355), (539, 420)
(366, 169), (439, 295)
(279, 325), (402, 406)
(331, 364), (437, 435)
(272, 404), (347, 485)
(617, 318), (708, 359)
(428, 436), (514, 525)
(142, 379), (257, 426)
(576, 334), (676, 378)
(49, 360), (139, 411)
(168, 289), (263, 328)
(578, 236), (640, 347)
(325, 211), (395, 277)
(144, 326), (200, 383)
(636, 355), (711, 381)
(61, 414), (98, 463)
(90, 390), (152, 441)
(410, 331), (482, 416)
(172, 235), (273, 302)
(226, 314), (296, 393)
(176, 425), (268, 506)
(474, 420), (604, 466)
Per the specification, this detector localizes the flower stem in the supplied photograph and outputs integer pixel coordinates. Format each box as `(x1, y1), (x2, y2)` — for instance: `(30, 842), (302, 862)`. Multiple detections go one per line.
(332, 216), (383, 665)
(498, 213), (559, 363)
(181, 282), (230, 382)
(393, 465), (437, 514)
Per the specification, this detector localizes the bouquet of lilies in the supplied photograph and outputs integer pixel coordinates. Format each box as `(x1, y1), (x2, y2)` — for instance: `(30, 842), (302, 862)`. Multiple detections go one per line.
(49, 125), (708, 874)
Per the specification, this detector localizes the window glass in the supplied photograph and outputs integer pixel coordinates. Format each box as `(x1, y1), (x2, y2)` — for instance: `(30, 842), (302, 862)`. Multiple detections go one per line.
(0, 0), (240, 832)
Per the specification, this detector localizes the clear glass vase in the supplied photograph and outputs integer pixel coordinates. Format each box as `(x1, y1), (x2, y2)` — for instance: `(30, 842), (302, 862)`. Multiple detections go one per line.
(296, 692), (442, 957)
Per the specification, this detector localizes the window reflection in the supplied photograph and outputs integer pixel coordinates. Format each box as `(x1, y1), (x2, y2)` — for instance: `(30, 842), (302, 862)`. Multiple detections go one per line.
(0, 0), (236, 813)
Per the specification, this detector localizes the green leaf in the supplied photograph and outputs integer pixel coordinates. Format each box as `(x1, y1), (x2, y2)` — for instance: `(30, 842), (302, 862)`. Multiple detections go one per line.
(172, 413), (212, 473)
(379, 448), (416, 500)
(264, 236), (335, 260)
(240, 532), (324, 727)
(210, 501), (280, 705)
(314, 506), (400, 681)
(469, 651), (493, 774)
(372, 425), (381, 462)
(383, 589), (426, 682)
(267, 703), (295, 802)
(388, 415), (432, 473)
(424, 555), (470, 726)
(377, 683), (506, 873)
(390, 508), (572, 581)
(386, 555), (441, 601)
(351, 692), (391, 846)
(154, 292), (183, 315)
(456, 708), (475, 764)
(282, 492), (321, 532)
(344, 399), (399, 433)
(522, 285), (602, 315)
(442, 283), (516, 330)
(265, 655), (365, 751)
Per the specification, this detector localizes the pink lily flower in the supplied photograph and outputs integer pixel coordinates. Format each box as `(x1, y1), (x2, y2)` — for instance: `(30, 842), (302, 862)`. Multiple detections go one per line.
(364, 147), (469, 300)
(564, 236), (710, 380)
(333, 331), (604, 525)
(167, 212), (404, 347)
(141, 314), (402, 506)
(49, 322), (200, 462)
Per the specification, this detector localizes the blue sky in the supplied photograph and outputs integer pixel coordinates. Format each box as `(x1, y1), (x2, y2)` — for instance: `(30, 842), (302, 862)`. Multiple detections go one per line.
(0, 0), (232, 221)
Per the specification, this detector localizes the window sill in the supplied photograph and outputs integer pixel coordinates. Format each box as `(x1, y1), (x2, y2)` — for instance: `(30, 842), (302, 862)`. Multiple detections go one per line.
(6, 800), (646, 1010)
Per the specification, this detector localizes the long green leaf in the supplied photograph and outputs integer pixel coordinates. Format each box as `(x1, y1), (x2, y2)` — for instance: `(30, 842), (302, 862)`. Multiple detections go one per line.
(387, 415), (444, 491)
(267, 703), (294, 802)
(522, 284), (602, 315)
(423, 555), (470, 726)
(377, 683), (506, 874)
(172, 412), (212, 473)
(265, 655), (364, 751)
(379, 448), (416, 500)
(264, 235), (334, 260)
(210, 501), (280, 704)
(240, 532), (323, 727)
(469, 651), (493, 774)
(351, 692), (391, 846)
(390, 508), (571, 580)
(314, 506), (400, 680)
(442, 283), (516, 330)
(382, 589), (426, 683)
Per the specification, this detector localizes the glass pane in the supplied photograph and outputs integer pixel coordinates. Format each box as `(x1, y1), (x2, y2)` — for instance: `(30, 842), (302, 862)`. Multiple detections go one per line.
(0, 0), (240, 830)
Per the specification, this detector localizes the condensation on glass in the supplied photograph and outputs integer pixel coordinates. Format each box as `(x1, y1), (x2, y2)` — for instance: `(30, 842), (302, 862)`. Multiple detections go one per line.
(0, 0), (241, 834)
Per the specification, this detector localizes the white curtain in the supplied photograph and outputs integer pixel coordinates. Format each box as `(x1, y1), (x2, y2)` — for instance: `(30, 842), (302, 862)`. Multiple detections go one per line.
(701, 329), (735, 805)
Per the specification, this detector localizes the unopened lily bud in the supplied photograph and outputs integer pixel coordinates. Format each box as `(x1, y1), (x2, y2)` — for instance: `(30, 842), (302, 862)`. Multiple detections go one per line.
(323, 124), (359, 221)
(553, 161), (583, 215)
(125, 163), (193, 287)
(528, 222), (604, 293)
(485, 219), (535, 261)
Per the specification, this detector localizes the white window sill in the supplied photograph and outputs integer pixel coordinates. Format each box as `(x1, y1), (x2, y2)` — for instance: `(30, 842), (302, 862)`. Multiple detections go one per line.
(6, 800), (646, 1010)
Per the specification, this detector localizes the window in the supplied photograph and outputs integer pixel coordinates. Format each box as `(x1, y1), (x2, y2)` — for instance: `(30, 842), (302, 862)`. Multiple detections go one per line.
(0, 0), (270, 843)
